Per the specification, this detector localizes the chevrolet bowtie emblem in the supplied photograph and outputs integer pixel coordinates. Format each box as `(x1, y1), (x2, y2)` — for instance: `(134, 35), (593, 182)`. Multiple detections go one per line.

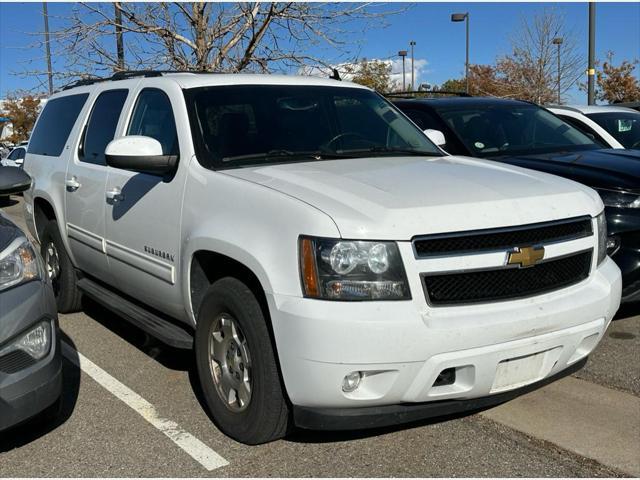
(507, 246), (545, 268)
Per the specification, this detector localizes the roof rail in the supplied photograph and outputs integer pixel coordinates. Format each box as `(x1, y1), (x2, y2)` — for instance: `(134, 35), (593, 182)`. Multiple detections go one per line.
(384, 90), (471, 99)
(61, 69), (216, 91)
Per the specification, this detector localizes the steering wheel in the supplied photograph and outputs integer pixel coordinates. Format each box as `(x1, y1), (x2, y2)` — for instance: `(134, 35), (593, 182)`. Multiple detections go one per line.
(630, 139), (640, 149)
(325, 132), (376, 150)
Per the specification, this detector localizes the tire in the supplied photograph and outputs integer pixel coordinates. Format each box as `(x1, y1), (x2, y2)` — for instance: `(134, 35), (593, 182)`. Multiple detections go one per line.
(195, 277), (291, 445)
(40, 220), (82, 313)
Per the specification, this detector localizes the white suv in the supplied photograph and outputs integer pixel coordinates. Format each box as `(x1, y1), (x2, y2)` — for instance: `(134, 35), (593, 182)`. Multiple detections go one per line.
(23, 72), (621, 444)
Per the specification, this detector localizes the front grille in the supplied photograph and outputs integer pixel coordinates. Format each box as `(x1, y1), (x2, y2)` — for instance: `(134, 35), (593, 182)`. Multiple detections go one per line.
(414, 217), (592, 257)
(0, 350), (37, 374)
(423, 250), (592, 306)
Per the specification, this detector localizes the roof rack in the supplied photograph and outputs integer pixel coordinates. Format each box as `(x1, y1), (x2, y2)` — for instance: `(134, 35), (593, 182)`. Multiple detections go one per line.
(384, 90), (471, 99)
(61, 70), (215, 91)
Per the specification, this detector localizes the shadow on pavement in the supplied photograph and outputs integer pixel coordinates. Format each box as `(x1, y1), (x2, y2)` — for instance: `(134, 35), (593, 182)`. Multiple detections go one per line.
(80, 296), (193, 372)
(0, 196), (19, 209)
(614, 301), (639, 320)
(0, 333), (81, 452)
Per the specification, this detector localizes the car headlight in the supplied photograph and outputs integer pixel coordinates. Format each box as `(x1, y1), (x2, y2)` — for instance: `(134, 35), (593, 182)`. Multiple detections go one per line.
(596, 188), (640, 209)
(0, 321), (52, 361)
(299, 237), (410, 300)
(596, 211), (608, 266)
(0, 238), (42, 291)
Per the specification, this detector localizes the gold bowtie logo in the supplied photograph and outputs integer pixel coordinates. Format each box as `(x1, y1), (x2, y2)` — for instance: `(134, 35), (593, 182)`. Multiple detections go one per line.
(507, 246), (545, 268)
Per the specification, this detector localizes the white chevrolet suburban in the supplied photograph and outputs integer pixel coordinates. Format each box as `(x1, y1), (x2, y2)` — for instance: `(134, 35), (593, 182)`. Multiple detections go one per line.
(23, 72), (621, 444)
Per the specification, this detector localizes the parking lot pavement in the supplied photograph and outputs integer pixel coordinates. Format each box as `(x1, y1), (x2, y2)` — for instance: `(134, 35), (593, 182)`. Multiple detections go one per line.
(1, 196), (638, 477)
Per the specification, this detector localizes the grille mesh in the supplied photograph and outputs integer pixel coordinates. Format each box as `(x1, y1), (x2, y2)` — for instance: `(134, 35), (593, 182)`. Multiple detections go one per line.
(0, 350), (37, 374)
(424, 251), (592, 306)
(414, 218), (592, 257)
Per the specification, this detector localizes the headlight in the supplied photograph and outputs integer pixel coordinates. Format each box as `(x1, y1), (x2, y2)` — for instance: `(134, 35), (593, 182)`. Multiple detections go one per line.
(596, 212), (607, 266)
(0, 321), (52, 361)
(299, 237), (410, 300)
(596, 188), (640, 209)
(0, 238), (42, 291)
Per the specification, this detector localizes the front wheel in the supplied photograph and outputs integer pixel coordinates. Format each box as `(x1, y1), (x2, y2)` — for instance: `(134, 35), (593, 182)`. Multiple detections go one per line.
(195, 277), (291, 444)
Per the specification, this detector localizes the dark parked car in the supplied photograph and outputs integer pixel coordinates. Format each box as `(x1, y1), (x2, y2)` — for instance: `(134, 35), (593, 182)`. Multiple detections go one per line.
(0, 167), (62, 431)
(392, 96), (640, 303)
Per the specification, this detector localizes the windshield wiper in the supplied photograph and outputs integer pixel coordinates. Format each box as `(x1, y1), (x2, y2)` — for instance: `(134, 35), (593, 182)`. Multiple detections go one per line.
(337, 146), (443, 157)
(222, 149), (347, 163)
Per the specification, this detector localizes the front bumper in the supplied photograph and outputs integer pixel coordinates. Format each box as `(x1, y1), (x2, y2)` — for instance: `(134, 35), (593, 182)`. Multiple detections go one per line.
(268, 257), (621, 418)
(0, 280), (62, 431)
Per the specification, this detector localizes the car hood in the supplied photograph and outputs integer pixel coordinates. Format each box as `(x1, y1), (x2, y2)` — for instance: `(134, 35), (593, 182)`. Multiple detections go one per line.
(0, 212), (22, 252)
(491, 149), (640, 193)
(222, 156), (602, 240)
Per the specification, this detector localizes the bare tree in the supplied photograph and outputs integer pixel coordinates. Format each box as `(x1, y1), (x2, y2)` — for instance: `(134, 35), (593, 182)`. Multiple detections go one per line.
(16, 2), (399, 88)
(498, 9), (583, 103)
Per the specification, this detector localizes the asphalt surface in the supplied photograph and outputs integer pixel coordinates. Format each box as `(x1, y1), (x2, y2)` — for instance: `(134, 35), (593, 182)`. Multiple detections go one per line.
(0, 195), (638, 477)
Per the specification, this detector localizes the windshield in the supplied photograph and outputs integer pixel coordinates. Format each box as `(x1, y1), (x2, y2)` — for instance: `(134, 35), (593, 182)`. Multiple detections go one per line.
(433, 103), (600, 157)
(185, 85), (442, 168)
(587, 111), (640, 149)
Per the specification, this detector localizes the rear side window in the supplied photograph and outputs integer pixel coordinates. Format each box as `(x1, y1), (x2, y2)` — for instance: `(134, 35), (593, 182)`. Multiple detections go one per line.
(127, 89), (178, 156)
(28, 93), (89, 156)
(80, 89), (128, 165)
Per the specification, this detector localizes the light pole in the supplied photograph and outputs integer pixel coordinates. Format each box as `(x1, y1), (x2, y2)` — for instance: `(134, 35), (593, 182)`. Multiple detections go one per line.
(588, 3), (596, 105)
(552, 37), (563, 104)
(409, 41), (416, 90)
(398, 50), (408, 91)
(42, 2), (53, 95)
(451, 12), (469, 94)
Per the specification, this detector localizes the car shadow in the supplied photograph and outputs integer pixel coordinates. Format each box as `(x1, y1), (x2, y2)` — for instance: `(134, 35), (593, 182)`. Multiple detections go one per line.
(0, 332), (81, 451)
(80, 297), (193, 372)
(614, 301), (639, 320)
(0, 196), (18, 208)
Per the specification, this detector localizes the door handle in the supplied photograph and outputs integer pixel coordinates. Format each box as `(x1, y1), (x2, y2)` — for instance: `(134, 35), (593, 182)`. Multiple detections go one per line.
(65, 176), (81, 191)
(106, 187), (124, 203)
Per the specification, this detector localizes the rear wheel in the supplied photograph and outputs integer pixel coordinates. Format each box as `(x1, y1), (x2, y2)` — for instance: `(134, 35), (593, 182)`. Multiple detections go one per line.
(195, 277), (291, 444)
(40, 220), (82, 313)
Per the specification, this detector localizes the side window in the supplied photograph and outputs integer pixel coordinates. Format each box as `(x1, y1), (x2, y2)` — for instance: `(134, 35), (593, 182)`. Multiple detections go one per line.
(404, 108), (443, 131)
(80, 89), (128, 165)
(15, 148), (26, 160)
(28, 93), (89, 156)
(127, 89), (179, 156)
(557, 115), (607, 147)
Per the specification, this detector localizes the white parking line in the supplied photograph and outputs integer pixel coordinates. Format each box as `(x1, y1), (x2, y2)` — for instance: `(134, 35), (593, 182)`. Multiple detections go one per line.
(61, 342), (229, 471)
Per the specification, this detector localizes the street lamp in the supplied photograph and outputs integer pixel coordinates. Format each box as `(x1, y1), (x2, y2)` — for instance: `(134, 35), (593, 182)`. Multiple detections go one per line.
(451, 12), (470, 94)
(409, 41), (416, 90)
(398, 50), (408, 91)
(552, 37), (563, 104)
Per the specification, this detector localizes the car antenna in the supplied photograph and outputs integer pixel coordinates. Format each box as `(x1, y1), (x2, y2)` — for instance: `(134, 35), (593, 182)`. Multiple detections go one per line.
(329, 68), (342, 81)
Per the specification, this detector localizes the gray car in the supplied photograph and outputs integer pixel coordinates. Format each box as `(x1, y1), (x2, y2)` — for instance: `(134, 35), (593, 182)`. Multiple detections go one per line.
(0, 167), (62, 431)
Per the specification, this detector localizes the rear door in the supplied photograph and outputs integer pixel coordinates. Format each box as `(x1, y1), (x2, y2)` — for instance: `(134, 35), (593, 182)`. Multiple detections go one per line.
(65, 88), (130, 281)
(103, 84), (187, 318)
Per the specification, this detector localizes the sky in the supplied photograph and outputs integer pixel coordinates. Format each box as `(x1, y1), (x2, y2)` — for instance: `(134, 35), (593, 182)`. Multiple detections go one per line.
(0, 2), (639, 104)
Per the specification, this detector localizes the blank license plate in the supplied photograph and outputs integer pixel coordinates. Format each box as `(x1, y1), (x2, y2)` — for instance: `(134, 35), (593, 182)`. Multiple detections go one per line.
(491, 350), (549, 392)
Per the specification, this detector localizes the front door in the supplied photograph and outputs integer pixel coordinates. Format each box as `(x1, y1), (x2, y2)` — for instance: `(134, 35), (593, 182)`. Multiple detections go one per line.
(103, 85), (187, 319)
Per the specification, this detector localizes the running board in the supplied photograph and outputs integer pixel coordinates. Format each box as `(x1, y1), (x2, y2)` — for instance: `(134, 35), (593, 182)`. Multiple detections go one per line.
(77, 278), (193, 349)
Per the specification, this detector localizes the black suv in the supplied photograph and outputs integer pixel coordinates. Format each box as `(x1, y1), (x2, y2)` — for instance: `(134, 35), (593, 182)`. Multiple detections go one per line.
(392, 96), (640, 304)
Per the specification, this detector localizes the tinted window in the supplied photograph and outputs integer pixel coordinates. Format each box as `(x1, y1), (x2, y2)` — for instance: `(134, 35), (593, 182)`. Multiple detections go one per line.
(587, 112), (640, 149)
(29, 93), (89, 156)
(127, 89), (178, 156)
(434, 103), (599, 157)
(556, 115), (607, 147)
(81, 90), (128, 165)
(186, 85), (441, 169)
(8, 147), (25, 160)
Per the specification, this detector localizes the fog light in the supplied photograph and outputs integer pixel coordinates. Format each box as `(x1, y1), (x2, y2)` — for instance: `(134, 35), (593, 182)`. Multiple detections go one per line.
(0, 321), (52, 361)
(342, 371), (362, 392)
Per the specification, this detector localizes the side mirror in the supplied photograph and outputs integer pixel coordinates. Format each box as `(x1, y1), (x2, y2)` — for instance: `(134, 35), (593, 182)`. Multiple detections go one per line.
(105, 136), (177, 176)
(0, 167), (32, 195)
(424, 129), (447, 148)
